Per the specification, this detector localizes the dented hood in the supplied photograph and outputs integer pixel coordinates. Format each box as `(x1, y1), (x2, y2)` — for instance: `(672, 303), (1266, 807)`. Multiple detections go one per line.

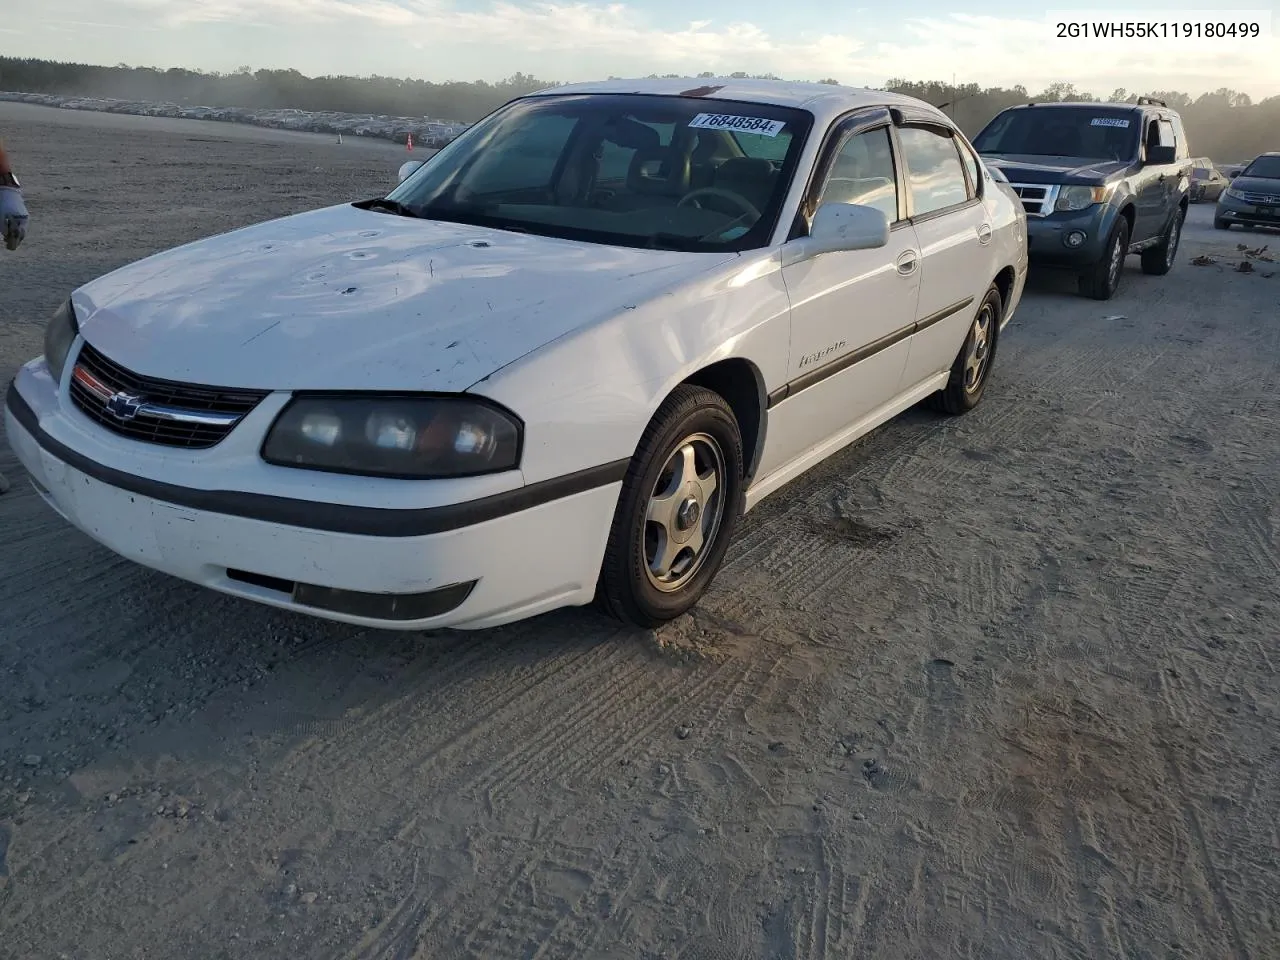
(72, 202), (736, 392)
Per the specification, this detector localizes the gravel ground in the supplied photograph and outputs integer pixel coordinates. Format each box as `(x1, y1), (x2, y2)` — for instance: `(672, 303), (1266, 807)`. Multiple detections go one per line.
(1, 101), (1278, 960)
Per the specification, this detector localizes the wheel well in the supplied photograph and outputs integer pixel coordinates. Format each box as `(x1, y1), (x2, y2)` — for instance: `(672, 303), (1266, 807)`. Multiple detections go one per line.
(992, 265), (1016, 316)
(1118, 203), (1136, 233)
(682, 358), (765, 481)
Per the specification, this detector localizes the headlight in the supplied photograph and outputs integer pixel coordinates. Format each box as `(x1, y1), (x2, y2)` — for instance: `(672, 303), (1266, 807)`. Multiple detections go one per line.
(1224, 187), (1242, 201)
(261, 395), (522, 478)
(44, 300), (79, 385)
(1055, 185), (1111, 212)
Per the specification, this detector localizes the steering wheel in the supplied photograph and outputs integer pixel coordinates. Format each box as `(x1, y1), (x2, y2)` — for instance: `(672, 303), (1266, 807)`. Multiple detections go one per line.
(677, 187), (761, 221)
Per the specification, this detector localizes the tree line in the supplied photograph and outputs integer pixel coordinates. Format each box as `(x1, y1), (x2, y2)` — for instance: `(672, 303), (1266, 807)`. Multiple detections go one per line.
(1, 57), (1275, 162)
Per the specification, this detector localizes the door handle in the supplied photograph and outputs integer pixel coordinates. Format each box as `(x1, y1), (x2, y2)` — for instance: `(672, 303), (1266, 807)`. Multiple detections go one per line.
(977, 223), (992, 244)
(896, 250), (918, 275)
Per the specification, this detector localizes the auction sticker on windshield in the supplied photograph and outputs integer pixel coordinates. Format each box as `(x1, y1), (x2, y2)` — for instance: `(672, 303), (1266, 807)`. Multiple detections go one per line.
(1090, 117), (1131, 127)
(689, 113), (786, 137)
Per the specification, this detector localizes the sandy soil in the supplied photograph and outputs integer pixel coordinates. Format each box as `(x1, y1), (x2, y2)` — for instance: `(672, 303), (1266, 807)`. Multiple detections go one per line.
(1, 102), (1277, 960)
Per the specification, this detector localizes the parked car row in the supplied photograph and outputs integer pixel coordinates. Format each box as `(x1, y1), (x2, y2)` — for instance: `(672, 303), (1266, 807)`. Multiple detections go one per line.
(2, 78), (1274, 634)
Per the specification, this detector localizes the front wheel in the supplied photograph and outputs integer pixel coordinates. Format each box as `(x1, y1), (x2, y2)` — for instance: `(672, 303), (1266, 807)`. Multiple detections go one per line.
(1214, 216), (1230, 230)
(1141, 206), (1184, 275)
(596, 385), (745, 628)
(1078, 217), (1130, 300)
(928, 283), (1002, 416)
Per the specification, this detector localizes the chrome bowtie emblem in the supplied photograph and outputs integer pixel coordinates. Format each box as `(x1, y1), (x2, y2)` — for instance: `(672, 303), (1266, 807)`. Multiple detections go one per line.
(104, 391), (145, 421)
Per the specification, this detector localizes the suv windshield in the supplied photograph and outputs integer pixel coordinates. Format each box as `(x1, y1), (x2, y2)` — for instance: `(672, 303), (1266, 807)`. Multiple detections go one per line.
(973, 106), (1139, 161)
(1242, 156), (1280, 179)
(383, 93), (813, 252)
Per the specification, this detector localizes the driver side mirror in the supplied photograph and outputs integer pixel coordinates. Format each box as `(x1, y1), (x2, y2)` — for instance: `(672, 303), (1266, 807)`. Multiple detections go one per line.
(398, 160), (426, 184)
(784, 202), (890, 265)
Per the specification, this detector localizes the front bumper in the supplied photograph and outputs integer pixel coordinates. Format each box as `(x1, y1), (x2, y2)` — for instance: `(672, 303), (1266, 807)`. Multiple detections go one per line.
(1216, 192), (1280, 227)
(4, 363), (624, 631)
(1022, 207), (1112, 267)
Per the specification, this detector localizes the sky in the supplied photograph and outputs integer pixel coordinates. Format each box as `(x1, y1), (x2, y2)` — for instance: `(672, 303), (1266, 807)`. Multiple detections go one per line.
(5, 0), (1280, 99)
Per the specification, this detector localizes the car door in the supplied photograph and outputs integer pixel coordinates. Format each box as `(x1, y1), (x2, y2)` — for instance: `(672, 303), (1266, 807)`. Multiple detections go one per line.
(1133, 116), (1173, 240)
(894, 122), (991, 389)
(758, 112), (920, 481)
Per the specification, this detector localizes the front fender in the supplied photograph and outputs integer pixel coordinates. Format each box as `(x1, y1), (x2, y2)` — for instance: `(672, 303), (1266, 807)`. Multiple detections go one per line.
(468, 251), (793, 486)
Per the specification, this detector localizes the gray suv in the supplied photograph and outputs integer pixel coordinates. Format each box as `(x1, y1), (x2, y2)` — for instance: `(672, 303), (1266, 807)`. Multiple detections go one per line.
(973, 97), (1191, 300)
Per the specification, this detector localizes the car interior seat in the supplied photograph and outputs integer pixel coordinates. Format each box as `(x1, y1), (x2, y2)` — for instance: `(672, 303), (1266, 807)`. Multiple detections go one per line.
(711, 157), (776, 212)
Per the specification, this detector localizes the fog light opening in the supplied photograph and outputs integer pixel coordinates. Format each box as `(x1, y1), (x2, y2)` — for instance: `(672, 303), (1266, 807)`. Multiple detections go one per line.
(1064, 230), (1088, 249)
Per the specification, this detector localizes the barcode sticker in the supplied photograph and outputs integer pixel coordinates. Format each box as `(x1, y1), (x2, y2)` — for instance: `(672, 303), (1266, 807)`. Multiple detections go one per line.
(688, 113), (786, 137)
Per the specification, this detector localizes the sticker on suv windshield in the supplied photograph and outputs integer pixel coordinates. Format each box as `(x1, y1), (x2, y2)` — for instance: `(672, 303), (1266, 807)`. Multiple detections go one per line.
(1090, 117), (1131, 128)
(689, 113), (786, 137)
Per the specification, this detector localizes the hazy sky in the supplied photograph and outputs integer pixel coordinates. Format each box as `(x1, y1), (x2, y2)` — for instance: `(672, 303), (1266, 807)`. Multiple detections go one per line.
(5, 0), (1280, 99)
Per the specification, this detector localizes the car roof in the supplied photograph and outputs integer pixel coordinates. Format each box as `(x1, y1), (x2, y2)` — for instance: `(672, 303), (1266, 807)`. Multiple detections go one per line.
(520, 76), (952, 129)
(1001, 101), (1145, 111)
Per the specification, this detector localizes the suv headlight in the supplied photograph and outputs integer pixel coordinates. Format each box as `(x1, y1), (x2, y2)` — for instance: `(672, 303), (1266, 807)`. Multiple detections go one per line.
(1055, 185), (1111, 212)
(261, 394), (522, 478)
(44, 300), (79, 385)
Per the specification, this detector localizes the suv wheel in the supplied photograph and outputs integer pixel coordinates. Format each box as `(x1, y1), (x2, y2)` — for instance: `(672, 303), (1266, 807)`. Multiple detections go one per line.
(1078, 217), (1130, 300)
(1140, 206), (1184, 275)
(1214, 216), (1230, 230)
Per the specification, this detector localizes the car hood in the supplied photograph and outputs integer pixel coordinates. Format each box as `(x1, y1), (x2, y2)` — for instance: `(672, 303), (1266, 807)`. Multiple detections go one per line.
(980, 154), (1132, 186)
(72, 202), (738, 392)
(1226, 175), (1280, 198)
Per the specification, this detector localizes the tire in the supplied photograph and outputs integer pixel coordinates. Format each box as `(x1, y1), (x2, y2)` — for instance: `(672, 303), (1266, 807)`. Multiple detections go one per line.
(928, 283), (1002, 416)
(596, 384), (745, 628)
(1214, 217), (1230, 230)
(1141, 205), (1185, 275)
(1078, 216), (1129, 300)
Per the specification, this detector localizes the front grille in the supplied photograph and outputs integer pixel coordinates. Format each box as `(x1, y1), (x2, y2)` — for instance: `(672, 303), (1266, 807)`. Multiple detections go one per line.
(69, 340), (269, 449)
(1236, 190), (1280, 206)
(1008, 183), (1061, 217)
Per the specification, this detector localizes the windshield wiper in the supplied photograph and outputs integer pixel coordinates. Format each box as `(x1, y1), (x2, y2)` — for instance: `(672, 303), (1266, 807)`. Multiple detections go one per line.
(644, 231), (702, 251)
(362, 197), (421, 218)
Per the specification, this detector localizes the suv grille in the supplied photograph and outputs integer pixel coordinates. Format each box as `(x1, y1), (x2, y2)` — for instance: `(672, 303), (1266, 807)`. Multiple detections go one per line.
(1008, 183), (1061, 217)
(69, 341), (269, 449)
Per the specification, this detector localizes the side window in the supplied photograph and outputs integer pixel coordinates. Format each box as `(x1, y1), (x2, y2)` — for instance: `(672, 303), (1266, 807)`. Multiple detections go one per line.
(816, 125), (898, 222)
(462, 115), (578, 193)
(897, 125), (970, 216)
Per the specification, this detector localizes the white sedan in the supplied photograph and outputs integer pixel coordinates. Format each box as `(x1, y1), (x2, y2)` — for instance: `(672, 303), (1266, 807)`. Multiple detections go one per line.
(4, 78), (1028, 631)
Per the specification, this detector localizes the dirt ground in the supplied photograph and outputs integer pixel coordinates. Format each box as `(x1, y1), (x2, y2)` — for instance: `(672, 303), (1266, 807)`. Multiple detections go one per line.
(1, 101), (1277, 960)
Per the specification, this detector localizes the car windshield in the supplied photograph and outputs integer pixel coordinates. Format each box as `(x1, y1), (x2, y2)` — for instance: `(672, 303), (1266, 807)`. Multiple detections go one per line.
(382, 93), (813, 252)
(1241, 156), (1280, 179)
(972, 106), (1139, 161)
